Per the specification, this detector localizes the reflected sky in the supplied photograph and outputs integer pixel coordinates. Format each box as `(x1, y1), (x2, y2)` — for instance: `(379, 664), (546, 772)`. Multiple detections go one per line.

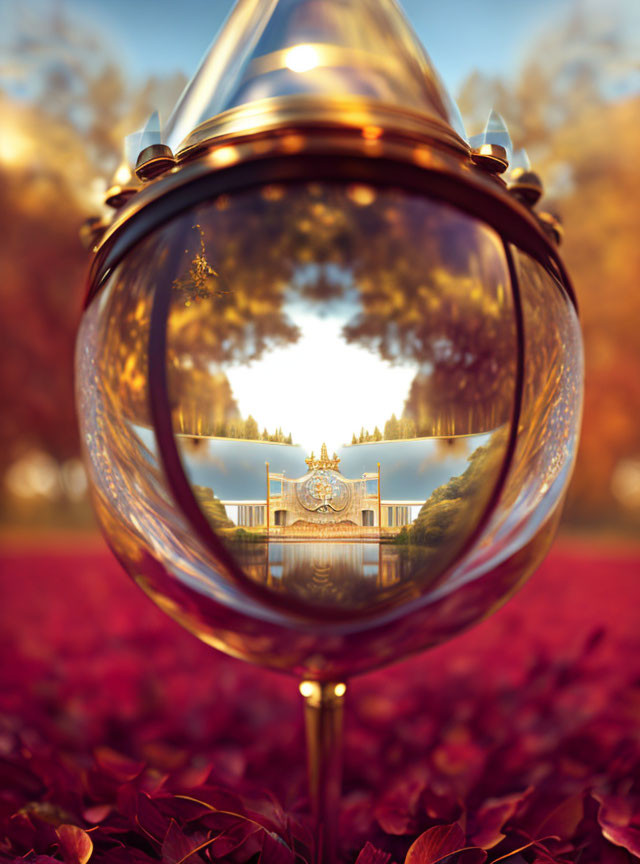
(227, 309), (415, 454)
(173, 434), (495, 502)
(136, 425), (495, 502)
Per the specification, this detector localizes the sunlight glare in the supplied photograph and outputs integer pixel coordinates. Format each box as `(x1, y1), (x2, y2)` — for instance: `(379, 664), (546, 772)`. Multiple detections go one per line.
(285, 44), (320, 74)
(226, 313), (415, 454)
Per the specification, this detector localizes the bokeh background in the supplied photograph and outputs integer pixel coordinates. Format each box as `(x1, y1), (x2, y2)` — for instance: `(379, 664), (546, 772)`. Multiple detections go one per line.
(0, 0), (638, 539)
(0, 5), (640, 862)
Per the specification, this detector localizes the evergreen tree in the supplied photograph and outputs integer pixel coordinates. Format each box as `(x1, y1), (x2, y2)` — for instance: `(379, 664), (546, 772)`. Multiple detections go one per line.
(244, 414), (259, 440)
(401, 417), (416, 439)
(385, 414), (400, 440)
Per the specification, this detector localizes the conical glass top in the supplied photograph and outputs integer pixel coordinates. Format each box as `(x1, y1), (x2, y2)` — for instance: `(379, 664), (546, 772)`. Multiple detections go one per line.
(164, 0), (466, 153)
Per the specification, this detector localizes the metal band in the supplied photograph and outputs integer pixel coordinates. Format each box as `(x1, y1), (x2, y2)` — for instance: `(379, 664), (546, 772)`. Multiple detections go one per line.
(85, 129), (576, 311)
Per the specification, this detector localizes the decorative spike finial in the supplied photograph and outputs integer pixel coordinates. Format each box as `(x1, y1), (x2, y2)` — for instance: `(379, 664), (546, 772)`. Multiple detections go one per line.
(484, 110), (512, 159)
(469, 109), (513, 175)
(508, 149), (543, 207)
(131, 111), (175, 181)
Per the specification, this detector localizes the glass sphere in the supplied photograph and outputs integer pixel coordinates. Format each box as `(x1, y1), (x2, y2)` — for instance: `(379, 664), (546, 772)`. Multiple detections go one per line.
(76, 182), (582, 679)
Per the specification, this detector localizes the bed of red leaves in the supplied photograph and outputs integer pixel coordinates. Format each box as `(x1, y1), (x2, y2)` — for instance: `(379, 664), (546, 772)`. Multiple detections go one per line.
(0, 535), (639, 864)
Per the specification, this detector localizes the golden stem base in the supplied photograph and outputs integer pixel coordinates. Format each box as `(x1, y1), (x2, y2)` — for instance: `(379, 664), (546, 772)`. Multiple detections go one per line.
(300, 680), (347, 864)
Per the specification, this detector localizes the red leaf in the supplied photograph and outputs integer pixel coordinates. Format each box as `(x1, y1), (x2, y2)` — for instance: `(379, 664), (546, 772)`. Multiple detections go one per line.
(56, 824), (93, 864)
(135, 791), (171, 842)
(94, 747), (145, 782)
(200, 810), (251, 833)
(533, 793), (585, 840)
(161, 819), (206, 864)
(375, 779), (424, 835)
(208, 821), (262, 858)
(595, 792), (640, 858)
(26, 857), (62, 864)
(0, 756), (44, 797)
(100, 850), (158, 863)
(175, 786), (246, 815)
(356, 841), (392, 864)
(469, 792), (526, 850)
(602, 822), (640, 853)
(259, 831), (296, 864)
(83, 804), (112, 824)
(405, 824), (486, 864)
(491, 837), (560, 863)
(423, 788), (461, 823)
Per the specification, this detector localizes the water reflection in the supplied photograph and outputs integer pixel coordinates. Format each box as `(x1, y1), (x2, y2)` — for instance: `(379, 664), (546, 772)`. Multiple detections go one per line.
(235, 540), (424, 607)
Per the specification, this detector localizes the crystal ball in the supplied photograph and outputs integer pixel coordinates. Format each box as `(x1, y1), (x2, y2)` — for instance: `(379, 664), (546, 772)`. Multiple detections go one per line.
(76, 182), (582, 679)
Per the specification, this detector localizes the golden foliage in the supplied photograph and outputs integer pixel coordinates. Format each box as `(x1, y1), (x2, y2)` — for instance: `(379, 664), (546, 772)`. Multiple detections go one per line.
(458, 7), (640, 529)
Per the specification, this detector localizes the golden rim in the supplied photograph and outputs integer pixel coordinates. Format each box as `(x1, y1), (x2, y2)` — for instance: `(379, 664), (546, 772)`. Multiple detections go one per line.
(174, 94), (469, 160)
(85, 124), (575, 311)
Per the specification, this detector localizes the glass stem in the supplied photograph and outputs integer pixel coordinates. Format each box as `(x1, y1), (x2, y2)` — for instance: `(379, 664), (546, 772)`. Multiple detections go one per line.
(300, 680), (347, 864)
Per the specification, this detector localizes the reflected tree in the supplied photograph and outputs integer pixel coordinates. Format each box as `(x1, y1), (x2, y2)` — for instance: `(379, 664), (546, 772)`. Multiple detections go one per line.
(398, 429), (507, 553)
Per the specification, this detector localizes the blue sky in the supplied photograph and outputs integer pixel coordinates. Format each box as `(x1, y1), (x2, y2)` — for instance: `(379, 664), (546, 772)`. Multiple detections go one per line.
(2, 0), (637, 118)
(1, 0), (591, 98)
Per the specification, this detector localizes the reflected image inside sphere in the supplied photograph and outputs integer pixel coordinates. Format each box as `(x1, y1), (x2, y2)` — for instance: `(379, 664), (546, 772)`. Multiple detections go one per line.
(76, 181), (582, 680)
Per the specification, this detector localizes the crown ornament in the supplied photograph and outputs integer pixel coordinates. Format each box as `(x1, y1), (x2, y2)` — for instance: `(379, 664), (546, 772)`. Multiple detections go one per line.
(305, 443), (341, 472)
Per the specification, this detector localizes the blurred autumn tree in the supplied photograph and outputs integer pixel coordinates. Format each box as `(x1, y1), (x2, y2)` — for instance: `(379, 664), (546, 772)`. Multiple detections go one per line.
(458, 5), (640, 530)
(0, 4), (185, 524)
(0, 1), (638, 532)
